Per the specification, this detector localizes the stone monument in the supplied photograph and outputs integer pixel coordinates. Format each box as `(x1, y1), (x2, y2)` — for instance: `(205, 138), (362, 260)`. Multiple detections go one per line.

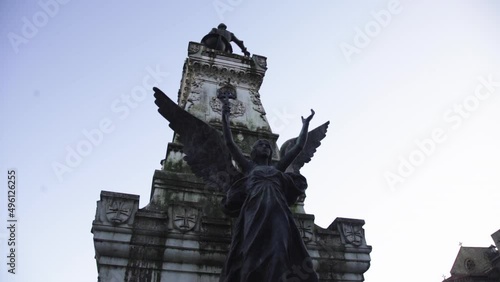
(92, 24), (372, 281)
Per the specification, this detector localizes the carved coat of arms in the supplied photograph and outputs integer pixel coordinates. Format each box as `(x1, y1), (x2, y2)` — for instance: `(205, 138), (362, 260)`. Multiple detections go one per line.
(295, 218), (314, 243)
(106, 200), (133, 224)
(172, 205), (199, 232)
(341, 223), (364, 246)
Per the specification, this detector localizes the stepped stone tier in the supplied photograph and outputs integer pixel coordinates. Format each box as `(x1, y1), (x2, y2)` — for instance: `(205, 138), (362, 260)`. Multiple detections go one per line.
(92, 41), (372, 281)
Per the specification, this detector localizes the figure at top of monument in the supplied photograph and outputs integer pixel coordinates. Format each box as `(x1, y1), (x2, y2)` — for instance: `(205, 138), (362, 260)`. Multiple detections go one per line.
(201, 23), (250, 56)
(153, 87), (328, 281)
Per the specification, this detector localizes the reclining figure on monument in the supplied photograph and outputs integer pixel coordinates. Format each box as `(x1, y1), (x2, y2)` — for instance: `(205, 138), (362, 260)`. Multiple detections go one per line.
(153, 87), (329, 282)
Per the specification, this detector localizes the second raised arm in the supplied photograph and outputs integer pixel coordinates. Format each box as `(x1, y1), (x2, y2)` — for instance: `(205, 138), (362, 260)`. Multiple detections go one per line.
(276, 109), (315, 171)
(222, 102), (251, 172)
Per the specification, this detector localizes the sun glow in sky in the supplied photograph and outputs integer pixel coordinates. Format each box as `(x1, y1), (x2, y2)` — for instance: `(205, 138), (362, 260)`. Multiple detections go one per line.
(1, 1), (500, 281)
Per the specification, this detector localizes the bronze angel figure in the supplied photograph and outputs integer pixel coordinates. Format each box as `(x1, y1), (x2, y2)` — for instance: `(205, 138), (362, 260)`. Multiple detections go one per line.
(153, 87), (329, 282)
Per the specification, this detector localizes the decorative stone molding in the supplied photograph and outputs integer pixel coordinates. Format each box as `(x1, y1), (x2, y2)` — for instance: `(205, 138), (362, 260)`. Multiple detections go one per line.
(189, 61), (264, 90)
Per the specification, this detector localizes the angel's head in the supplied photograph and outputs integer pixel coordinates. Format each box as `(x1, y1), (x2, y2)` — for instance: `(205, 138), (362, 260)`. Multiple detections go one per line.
(250, 139), (273, 165)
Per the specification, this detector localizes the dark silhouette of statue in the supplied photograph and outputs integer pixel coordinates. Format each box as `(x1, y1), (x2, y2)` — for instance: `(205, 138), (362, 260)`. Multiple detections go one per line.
(153, 87), (329, 282)
(201, 23), (250, 56)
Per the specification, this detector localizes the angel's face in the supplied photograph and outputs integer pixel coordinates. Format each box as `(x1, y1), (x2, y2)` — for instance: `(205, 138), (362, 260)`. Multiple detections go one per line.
(251, 140), (272, 160)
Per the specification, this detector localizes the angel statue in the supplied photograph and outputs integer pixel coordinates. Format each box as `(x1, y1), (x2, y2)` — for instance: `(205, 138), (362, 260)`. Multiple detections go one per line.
(153, 87), (329, 282)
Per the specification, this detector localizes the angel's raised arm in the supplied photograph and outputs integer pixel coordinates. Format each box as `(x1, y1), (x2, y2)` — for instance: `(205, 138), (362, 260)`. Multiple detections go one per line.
(276, 109), (315, 171)
(221, 102), (252, 173)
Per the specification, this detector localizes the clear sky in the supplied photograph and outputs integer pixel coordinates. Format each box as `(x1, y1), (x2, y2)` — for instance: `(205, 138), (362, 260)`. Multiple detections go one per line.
(1, 1), (500, 281)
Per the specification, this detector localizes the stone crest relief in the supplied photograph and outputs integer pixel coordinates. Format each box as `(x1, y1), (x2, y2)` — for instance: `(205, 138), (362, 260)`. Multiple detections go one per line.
(341, 223), (364, 246)
(210, 97), (245, 117)
(188, 42), (201, 54)
(210, 83), (246, 117)
(106, 200), (133, 225)
(172, 205), (199, 232)
(295, 218), (314, 243)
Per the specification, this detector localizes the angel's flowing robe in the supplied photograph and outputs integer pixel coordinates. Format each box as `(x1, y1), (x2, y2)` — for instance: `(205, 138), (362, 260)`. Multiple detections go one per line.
(220, 165), (318, 282)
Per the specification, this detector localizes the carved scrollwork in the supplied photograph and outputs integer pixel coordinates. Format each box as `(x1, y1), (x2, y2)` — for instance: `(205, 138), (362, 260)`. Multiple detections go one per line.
(186, 93), (201, 111)
(191, 79), (204, 94)
(250, 90), (267, 118)
(210, 97), (245, 117)
(189, 61), (264, 89)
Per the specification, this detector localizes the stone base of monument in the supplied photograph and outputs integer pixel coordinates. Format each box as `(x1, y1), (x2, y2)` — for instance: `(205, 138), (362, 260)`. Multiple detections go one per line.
(92, 173), (371, 281)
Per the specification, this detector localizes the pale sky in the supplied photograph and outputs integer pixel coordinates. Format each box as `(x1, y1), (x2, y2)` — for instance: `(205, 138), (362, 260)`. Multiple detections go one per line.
(1, 1), (500, 282)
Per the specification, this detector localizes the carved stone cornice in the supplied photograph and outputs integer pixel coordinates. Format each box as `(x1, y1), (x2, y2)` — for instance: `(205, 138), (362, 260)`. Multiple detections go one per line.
(188, 60), (264, 90)
(186, 42), (267, 91)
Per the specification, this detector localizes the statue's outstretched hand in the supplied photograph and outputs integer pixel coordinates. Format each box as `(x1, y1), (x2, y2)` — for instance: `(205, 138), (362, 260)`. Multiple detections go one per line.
(301, 109), (315, 125)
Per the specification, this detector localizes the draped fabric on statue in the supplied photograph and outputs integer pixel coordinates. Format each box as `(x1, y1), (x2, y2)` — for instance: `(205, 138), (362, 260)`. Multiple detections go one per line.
(220, 166), (318, 282)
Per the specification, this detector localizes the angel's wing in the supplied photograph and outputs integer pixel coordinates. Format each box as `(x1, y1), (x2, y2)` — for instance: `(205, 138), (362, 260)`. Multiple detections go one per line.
(280, 121), (330, 173)
(153, 87), (242, 191)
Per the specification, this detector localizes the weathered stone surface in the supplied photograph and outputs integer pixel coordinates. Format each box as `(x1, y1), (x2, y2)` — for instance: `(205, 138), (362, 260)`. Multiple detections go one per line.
(92, 41), (372, 281)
